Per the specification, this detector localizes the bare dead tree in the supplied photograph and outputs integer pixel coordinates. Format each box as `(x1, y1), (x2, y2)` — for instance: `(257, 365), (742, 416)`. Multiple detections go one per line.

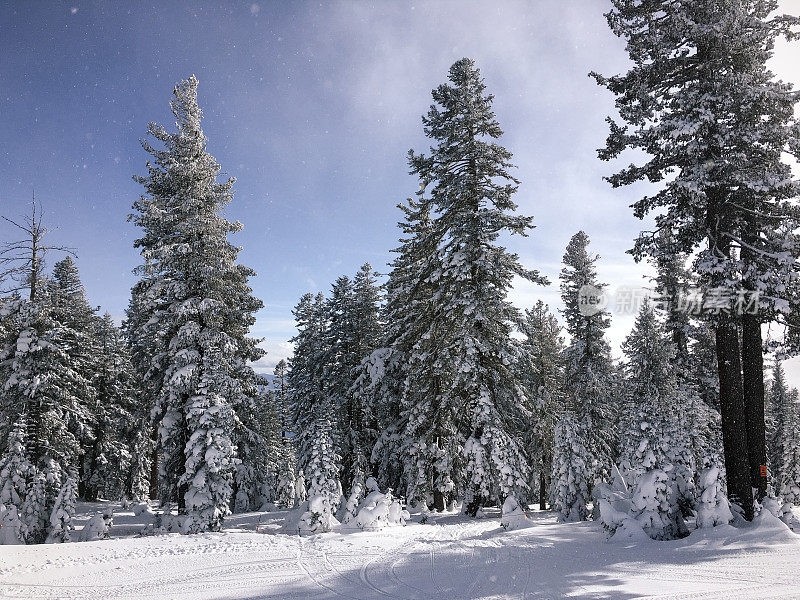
(0, 196), (75, 301)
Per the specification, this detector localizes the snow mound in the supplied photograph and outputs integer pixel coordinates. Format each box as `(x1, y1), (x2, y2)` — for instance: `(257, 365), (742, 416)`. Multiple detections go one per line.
(297, 495), (340, 533)
(352, 488), (408, 531)
(696, 467), (732, 528)
(132, 502), (154, 516)
(499, 495), (530, 531)
(77, 510), (114, 542)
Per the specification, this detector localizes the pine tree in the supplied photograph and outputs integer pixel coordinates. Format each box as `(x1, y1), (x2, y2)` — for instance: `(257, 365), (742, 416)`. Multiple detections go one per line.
(779, 389), (800, 504)
(305, 417), (341, 502)
(0, 422), (33, 507)
(0, 298), (86, 477)
(289, 293), (335, 479)
(47, 468), (78, 543)
(82, 314), (140, 502)
(129, 76), (264, 530)
(550, 411), (591, 522)
(767, 361), (791, 486)
(519, 301), (564, 509)
(321, 264), (382, 494)
(619, 303), (674, 473)
(273, 359), (290, 441)
(402, 58), (545, 515)
(20, 471), (49, 544)
(233, 382), (283, 512)
(594, 0), (800, 520)
(559, 231), (614, 482)
(354, 197), (436, 495)
(272, 359), (297, 508)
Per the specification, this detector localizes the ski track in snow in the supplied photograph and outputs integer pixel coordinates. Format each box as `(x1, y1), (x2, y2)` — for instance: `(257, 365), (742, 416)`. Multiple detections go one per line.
(1, 509), (800, 599)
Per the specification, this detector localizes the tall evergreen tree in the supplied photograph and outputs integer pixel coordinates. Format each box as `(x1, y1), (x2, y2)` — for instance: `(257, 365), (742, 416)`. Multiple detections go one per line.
(84, 314), (140, 501)
(289, 293), (337, 479)
(46, 257), (101, 498)
(593, 0), (800, 517)
(402, 58), (545, 514)
(779, 388), (800, 504)
(129, 76), (264, 531)
(519, 301), (564, 509)
(767, 361), (791, 488)
(323, 265), (382, 493)
(354, 197), (437, 495)
(559, 231), (614, 482)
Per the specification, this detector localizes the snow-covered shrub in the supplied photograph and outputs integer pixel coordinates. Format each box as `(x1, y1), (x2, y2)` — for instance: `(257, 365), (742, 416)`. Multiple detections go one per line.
(597, 499), (649, 542)
(695, 467), (733, 528)
(154, 511), (188, 534)
(21, 472), (50, 544)
(47, 469), (78, 543)
(551, 412), (591, 522)
(341, 479), (364, 524)
(0, 424), (33, 508)
(77, 510), (114, 542)
(499, 495), (529, 531)
(0, 505), (24, 545)
(298, 494), (340, 533)
(630, 469), (683, 540)
(132, 502), (154, 516)
(276, 468), (296, 508)
(352, 487), (408, 531)
(595, 466), (635, 536)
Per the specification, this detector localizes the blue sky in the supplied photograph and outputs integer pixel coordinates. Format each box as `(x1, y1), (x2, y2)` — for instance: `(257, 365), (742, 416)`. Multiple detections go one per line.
(1, 1), (798, 384)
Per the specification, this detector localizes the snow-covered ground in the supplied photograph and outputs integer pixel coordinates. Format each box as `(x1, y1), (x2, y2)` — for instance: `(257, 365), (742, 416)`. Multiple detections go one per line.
(1, 503), (800, 599)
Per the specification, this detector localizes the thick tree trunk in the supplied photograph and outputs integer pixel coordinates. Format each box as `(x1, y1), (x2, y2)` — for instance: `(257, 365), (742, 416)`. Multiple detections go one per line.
(433, 489), (446, 512)
(539, 468), (547, 511)
(148, 425), (159, 501)
(715, 319), (753, 520)
(741, 313), (767, 501)
(463, 487), (483, 517)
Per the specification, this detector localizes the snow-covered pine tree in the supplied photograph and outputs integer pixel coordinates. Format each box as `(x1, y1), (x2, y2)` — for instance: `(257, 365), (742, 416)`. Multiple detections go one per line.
(123, 280), (159, 501)
(354, 196), (437, 495)
(519, 300), (564, 509)
(46, 257), (100, 498)
(233, 380), (282, 512)
(83, 313), (140, 502)
(619, 302), (675, 476)
(273, 359), (290, 442)
(0, 422), (33, 508)
(47, 467), (78, 543)
(0, 298), (86, 480)
(20, 471), (49, 544)
(322, 264), (382, 494)
(288, 293), (336, 478)
(305, 416), (341, 502)
(594, 0), (800, 520)
(271, 362), (297, 508)
(323, 276), (360, 491)
(688, 323), (720, 411)
(779, 389), (800, 504)
(650, 238), (724, 483)
(559, 231), (614, 482)
(550, 411), (591, 522)
(767, 361), (791, 487)
(129, 76), (264, 531)
(402, 58), (545, 515)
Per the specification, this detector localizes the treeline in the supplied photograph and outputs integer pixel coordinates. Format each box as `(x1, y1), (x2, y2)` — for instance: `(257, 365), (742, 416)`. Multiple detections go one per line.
(1, 0), (800, 545)
(0, 78), (295, 543)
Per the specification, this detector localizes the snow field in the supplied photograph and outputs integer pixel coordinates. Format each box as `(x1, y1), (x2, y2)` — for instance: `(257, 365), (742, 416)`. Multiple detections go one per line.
(0, 503), (799, 599)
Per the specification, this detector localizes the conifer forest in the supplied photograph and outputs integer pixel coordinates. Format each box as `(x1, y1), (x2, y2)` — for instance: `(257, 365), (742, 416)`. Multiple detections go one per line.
(2, 2), (800, 599)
